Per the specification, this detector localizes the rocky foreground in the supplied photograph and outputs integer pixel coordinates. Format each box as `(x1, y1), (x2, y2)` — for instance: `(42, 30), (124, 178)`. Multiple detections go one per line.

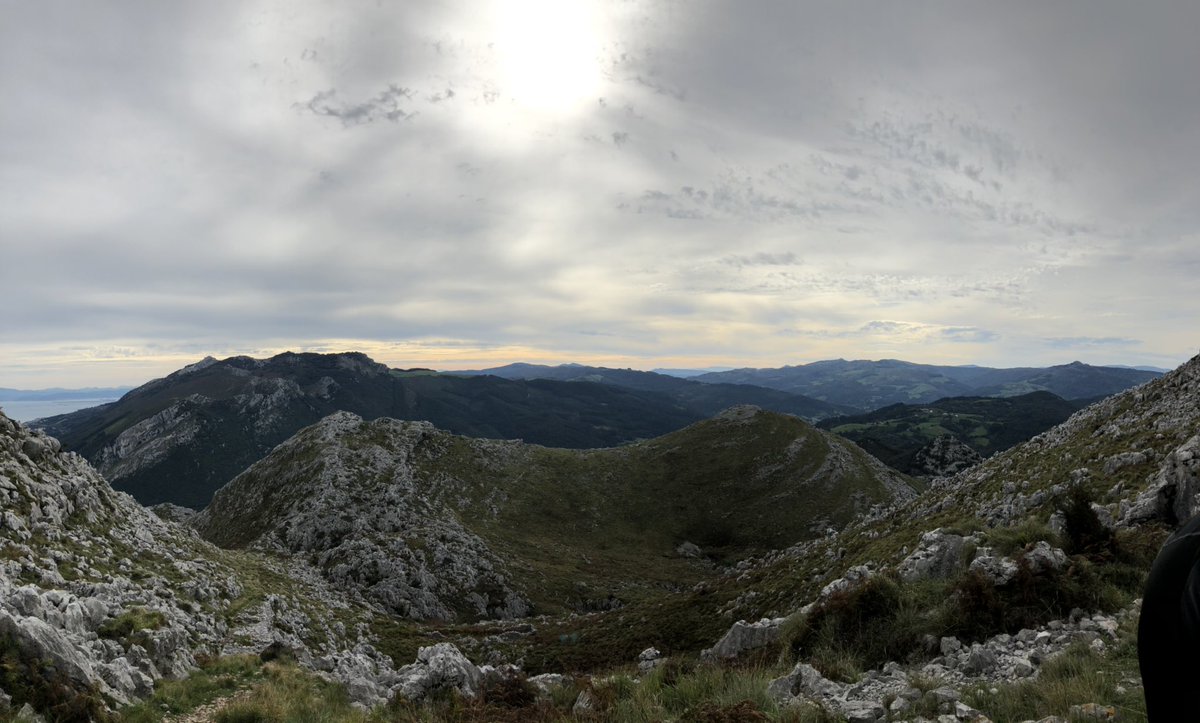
(0, 410), (411, 716)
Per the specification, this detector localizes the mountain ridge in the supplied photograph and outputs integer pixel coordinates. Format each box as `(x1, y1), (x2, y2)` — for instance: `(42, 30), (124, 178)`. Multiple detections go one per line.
(35, 352), (711, 508)
(194, 405), (919, 623)
(694, 358), (1159, 409)
(449, 362), (856, 420)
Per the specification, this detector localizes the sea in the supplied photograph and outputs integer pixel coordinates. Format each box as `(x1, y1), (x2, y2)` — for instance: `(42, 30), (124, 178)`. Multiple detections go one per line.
(1, 399), (117, 423)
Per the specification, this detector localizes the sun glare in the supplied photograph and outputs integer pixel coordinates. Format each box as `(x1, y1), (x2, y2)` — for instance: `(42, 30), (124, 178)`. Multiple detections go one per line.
(489, 0), (604, 115)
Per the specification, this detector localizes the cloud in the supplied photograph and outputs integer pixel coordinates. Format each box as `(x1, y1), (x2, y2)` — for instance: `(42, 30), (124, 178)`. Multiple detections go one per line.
(298, 85), (417, 125)
(1, 1), (1198, 386)
(1043, 336), (1140, 348)
(719, 252), (800, 268)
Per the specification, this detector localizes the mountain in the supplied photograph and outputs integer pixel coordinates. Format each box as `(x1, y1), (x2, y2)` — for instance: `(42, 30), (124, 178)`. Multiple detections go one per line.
(818, 390), (1085, 475)
(194, 406), (918, 623)
(694, 358), (1160, 410)
(651, 367), (736, 378)
(451, 363), (855, 420)
(35, 352), (707, 508)
(11, 349), (1200, 720)
(0, 410), (403, 717)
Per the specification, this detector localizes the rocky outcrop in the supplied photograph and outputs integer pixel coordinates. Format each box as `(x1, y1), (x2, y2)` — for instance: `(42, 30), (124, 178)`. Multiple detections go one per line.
(0, 413), (224, 710)
(702, 617), (786, 660)
(393, 643), (482, 702)
(770, 604), (1133, 722)
(1121, 434), (1200, 525)
(195, 413), (530, 622)
(800, 564), (875, 614)
(897, 529), (970, 582)
(0, 410), (403, 716)
(913, 435), (983, 478)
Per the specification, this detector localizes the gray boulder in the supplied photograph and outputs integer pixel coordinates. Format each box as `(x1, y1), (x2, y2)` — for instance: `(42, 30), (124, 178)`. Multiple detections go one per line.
(969, 554), (1019, 585)
(897, 529), (967, 582)
(637, 647), (664, 674)
(702, 617), (786, 660)
(767, 662), (842, 706)
(393, 643), (482, 702)
(0, 611), (96, 688)
(1023, 541), (1068, 574)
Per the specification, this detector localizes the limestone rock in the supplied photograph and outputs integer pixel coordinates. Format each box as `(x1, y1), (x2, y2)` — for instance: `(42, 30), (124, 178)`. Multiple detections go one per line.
(393, 643), (482, 703)
(969, 554), (1019, 585)
(702, 617), (785, 660)
(527, 673), (569, 697)
(897, 529), (967, 582)
(767, 662), (841, 706)
(636, 647), (664, 674)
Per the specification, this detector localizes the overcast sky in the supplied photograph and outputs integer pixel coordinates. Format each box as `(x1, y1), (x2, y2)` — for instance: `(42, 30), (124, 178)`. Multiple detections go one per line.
(3, 1), (1198, 387)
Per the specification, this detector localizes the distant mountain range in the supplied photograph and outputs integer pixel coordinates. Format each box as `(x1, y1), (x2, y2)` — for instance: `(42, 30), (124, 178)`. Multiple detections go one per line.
(32, 353), (1160, 508)
(0, 386), (132, 401)
(451, 363), (855, 420)
(693, 359), (1160, 410)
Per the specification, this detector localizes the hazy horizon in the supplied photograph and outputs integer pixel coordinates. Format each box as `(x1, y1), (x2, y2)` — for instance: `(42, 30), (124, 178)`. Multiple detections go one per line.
(4, 2), (1198, 387)
(0, 348), (1182, 392)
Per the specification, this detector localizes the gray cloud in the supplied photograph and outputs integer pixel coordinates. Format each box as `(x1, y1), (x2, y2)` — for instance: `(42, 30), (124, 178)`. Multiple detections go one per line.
(1044, 337), (1141, 349)
(299, 85), (417, 125)
(1, 0), (1197, 386)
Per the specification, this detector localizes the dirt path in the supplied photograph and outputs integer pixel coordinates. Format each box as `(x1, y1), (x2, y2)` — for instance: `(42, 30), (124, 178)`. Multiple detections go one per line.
(167, 688), (254, 723)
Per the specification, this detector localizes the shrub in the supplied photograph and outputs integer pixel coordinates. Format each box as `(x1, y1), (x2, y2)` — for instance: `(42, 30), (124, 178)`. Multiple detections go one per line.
(1, 631), (113, 723)
(786, 575), (933, 678)
(479, 674), (538, 709)
(1059, 486), (1116, 558)
(98, 607), (166, 643)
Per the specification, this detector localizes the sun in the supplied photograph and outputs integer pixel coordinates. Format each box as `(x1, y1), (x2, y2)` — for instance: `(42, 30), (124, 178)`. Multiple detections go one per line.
(488, 0), (604, 115)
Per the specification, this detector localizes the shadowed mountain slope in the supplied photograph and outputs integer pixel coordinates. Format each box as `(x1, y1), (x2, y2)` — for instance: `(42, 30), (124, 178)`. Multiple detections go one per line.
(451, 363), (856, 420)
(35, 353), (704, 508)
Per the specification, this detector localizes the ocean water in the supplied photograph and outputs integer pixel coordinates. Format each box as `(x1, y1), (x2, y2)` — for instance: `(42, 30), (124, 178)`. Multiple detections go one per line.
(0, 399), (116, 423)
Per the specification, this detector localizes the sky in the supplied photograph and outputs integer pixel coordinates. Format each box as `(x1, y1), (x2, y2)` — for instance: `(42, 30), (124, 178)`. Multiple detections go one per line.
(3, 1), (1199, 388)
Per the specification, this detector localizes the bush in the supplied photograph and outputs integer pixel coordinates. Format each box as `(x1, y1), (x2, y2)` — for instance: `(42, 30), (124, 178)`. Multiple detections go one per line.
(98, 607), (166, 643)
(479, 675), (538, 709)
(0, 631), (113, 723)
(1059, 486), (1116, 558)
(786, 576), (935, 678)
(946, 557), (1121, 641)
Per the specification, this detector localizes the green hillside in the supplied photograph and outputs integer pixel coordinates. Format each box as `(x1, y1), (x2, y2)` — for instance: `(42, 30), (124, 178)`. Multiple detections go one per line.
(819, 390), (1084, 474)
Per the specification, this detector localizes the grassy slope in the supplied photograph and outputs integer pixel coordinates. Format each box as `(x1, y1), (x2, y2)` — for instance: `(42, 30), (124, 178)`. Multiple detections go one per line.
(196, 408), (918, 671)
